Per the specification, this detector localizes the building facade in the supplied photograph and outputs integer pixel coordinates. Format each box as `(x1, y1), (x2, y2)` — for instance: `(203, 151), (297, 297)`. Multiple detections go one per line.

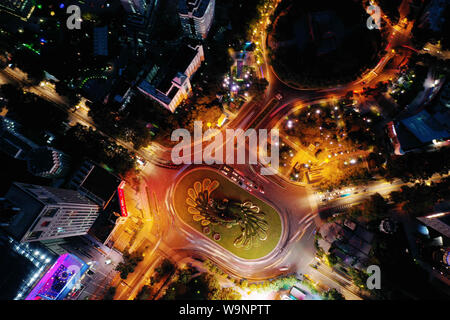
(178, 0), (215, 40)
(27, 147), (71, 179)
(3, 183), (99, 242)
(137, 44), (204, 112)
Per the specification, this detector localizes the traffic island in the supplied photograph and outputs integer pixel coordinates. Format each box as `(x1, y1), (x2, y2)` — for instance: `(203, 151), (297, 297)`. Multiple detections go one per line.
(173, 168), (282, 260)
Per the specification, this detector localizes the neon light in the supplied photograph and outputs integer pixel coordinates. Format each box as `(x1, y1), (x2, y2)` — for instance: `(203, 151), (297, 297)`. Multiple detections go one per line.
(25, 254), (87, 300)
(22, 43), (40, 55)
(117, 182), (128, 217)
(79, 75), (108, 88)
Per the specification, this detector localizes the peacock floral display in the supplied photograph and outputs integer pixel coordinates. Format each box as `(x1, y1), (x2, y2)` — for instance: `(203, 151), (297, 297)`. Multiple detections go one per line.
(186, 178), (269, 250)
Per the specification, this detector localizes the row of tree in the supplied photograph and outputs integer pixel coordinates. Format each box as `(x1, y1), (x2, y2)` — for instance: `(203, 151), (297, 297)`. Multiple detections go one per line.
(1, 84), (68, 144)
(54, 124), (136, 176)
(341, 176), (449, 223)
(115, 251), (144, 280)
(384, 147), (450, 183)
(161, 264), (242, 300)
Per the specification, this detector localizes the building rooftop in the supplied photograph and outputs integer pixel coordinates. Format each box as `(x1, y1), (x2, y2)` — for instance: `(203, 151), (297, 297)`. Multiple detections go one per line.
(70, 161), (122, 208)
(0, 117), (38, 160)
(0, 233), (55, 300)
(179, 0), (211, 18)
(417, 203), (450, 239)
(149, 45), (199, 92)
(393, 109), (450, 152)
(318, 222), (343, 243)
(25, 253), (88, 300)
(138, 44), (203, 111)
(3, 184), (44, 242)
(0, 0), (35, 20)
(400, 110), (450, 144)
(27, 147), (69, 178)
(93, 26), (108, 56)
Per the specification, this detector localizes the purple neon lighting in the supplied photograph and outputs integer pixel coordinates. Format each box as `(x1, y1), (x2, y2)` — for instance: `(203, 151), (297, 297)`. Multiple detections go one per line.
(25, 253), (86, 300)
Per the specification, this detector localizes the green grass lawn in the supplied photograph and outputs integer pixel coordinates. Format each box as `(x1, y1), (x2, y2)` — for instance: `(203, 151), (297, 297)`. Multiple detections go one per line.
(173, 168), (282, 260)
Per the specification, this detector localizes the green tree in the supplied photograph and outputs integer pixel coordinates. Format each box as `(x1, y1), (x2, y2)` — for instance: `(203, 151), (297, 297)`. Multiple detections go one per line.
(248, 78), (269, 100)
(135, 285), (153, 300)
(115, 251), (144, 279)
(347, 268), (368, 289)
(103, 287), (116, 300)
(359, 193), (389, 221)
(323, 288), (345, 300)
(212, 287), (242, 300)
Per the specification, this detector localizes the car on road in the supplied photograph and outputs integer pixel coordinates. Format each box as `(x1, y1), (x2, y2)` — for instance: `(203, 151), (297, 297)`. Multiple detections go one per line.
(258, 185), (265, 194)
(220, 165), (232, 176)
(246, 179), (256, 188)
(231, 170), (240, 179)
(275, 92), (283, 100)
(136, 156), (146, 167)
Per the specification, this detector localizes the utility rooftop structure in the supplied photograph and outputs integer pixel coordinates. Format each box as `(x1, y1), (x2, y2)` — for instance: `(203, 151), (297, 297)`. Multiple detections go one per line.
(178, 0), (215, 40)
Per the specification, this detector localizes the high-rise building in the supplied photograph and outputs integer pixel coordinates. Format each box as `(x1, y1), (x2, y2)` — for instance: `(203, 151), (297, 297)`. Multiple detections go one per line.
(178, 0), (215, 40)
(121, 0), (155, 15)
(121, 0), (159, 45)
(27, 147), (71, 179)
(3, 183), (99, 242)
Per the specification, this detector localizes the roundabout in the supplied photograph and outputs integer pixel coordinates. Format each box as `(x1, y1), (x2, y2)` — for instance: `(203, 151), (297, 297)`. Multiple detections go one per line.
(172, 168), (283, 260)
